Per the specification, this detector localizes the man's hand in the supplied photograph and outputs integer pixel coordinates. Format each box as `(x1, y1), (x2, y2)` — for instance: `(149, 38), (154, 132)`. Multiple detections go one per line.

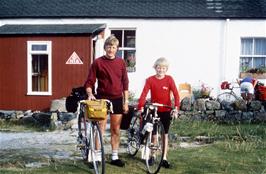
(87, 93), (96, 100)
(123, 103), (129, 114)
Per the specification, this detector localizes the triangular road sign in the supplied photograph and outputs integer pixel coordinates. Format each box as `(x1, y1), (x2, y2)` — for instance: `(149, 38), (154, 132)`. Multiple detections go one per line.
(66, 51), (83, 64)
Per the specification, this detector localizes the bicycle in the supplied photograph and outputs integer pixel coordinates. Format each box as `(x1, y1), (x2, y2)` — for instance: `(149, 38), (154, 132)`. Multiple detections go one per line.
(216, 81), (241, 103)
(76, 99), (113, 174)
(127, 102), (174, 174)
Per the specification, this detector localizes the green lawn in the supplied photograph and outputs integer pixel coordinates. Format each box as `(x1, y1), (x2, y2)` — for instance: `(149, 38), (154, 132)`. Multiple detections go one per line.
(1, 120), (266, 174)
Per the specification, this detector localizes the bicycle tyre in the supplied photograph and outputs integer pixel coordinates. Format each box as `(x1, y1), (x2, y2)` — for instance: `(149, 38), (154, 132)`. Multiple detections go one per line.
(89, 122), (105, 174)
(77, 106), (89, 161)
(144, 121), (165, 174)
(217, 92), (239, 103)
(127, 114), (141, 156)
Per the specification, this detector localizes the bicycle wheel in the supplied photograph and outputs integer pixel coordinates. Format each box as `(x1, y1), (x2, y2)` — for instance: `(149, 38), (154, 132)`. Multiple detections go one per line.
(217, 92), (238, 103)
(127, 114), (141, 156)
(77, 107), (89, 161)
(144, 121), (165, 174)
(89, 122), (105, 174)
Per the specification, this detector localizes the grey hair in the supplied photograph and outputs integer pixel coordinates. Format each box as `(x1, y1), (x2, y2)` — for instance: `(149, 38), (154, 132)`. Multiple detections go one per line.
(153, 57), (169, 69)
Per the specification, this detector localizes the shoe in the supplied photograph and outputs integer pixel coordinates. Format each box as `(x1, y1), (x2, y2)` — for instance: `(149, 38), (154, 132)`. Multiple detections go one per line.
(148, 157), (155, 166)
(110, 159), (125, 167)
(161, 160), (171, 168)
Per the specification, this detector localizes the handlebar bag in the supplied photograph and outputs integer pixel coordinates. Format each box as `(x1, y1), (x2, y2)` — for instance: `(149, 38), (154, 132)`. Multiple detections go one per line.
(84, 100), (107, 120)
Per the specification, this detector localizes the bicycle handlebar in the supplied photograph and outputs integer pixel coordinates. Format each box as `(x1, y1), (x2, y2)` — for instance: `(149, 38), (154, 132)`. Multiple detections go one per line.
(144, 102), (174, 109)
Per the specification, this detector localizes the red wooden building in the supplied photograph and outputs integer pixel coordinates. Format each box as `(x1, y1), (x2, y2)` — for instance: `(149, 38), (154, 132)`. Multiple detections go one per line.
(0, 24), (105, 111)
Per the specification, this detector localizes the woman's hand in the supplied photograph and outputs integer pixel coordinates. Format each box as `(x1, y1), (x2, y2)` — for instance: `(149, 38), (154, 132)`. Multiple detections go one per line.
(171, 109), (179, 120)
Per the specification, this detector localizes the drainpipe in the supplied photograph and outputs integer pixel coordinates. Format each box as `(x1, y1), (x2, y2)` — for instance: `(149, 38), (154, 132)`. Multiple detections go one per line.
(219, 18), (230, 93)
(92, 34), (104, 63)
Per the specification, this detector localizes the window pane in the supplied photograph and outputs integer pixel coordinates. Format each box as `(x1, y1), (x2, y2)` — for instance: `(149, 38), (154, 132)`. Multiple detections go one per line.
(116, 50), (123, 58)
(111, 30), (123, 47)
(32, 54), (48, 92)
(241, 38), (253, 55)
(254, 38), (266, 55)
(253, 57), (266, 68)
(240, 57), (252, 72)
(124, 50), (136, 72)
(32, 44), (47, 51)
(124, 30), (136, 47)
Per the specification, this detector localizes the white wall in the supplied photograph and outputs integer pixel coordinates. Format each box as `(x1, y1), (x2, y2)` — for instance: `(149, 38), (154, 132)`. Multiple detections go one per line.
(2, 18), (266, 98)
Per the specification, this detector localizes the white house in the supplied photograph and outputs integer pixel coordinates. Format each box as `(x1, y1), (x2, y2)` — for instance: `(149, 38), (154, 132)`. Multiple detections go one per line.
(0, 0), (266, 110)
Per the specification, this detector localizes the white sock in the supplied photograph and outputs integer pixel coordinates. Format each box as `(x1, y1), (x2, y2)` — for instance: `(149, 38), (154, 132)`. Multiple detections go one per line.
(96, 150), (102, 161)
(112, 150), (119, 160)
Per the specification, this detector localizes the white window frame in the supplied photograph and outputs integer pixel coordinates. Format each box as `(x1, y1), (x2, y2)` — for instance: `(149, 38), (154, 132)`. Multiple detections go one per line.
(240, 37), (266, 72)
(110, 28), (136, 72)
(27, 41), (52, 95)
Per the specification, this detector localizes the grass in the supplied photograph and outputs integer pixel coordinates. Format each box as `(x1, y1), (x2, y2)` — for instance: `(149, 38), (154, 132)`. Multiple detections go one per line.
(0, 120), (266, 174)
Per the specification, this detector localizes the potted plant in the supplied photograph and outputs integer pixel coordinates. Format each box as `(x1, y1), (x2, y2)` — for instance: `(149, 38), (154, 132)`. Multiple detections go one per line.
(239, 68), (266, 79)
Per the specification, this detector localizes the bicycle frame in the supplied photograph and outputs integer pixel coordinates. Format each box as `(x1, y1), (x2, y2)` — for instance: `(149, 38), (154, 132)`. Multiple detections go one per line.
(127, 102), (174, 174)
(77, 99), (113, 174)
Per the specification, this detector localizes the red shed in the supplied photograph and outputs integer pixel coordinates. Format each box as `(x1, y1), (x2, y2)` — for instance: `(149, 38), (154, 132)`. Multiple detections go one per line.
(0, 24), (106, 111)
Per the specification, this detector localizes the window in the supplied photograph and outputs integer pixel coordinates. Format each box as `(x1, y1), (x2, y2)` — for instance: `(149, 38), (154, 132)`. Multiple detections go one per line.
(27, 41), (52, 95)
(240, 38), (266, 72)
(111, 29), (136, 72)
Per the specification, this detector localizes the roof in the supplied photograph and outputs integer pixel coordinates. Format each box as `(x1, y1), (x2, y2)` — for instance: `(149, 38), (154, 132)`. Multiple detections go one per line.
(0, 0), (266, 19)
(0, 24), (106, 35)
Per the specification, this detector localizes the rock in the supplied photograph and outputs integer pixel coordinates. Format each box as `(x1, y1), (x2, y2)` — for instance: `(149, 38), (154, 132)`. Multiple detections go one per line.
(50, 98), (67, 112)
(19, 115), (37, 125)
(57, 112), (76, 123)
(233, 99), (247, 111)
(193, 99), (206, 111)
(254, 111), (266, 122)
(249, 100), (262, 111)
(205, 100), (220, 110)
(180, 97), (192, 111)
(32, 112), (52, 126)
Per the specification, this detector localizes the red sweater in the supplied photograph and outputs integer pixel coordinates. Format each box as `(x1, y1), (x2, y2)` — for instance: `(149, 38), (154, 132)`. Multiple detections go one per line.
(138, 75), (180, 112)
(84, 56), (129, 99)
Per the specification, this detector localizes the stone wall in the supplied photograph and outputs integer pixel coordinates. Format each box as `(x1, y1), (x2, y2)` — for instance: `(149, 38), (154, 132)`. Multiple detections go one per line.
(179, 97), (266, 123)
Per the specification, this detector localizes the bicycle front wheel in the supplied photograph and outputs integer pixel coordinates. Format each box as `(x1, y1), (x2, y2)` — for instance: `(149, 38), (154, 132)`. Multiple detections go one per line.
(217, 92), (238, 103)
(127, 114), (141, 156)
(144, 121), (165, 174)
(89, 122), (105, 174)
(77, 108), (89, 161)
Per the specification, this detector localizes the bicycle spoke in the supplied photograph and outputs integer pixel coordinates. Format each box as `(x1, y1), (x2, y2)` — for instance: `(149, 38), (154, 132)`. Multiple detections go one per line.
(89, 123), (105, 174)
(127, 115), (141, 156)
(145, 121), (165, 174)
(77, 108), (89, 161)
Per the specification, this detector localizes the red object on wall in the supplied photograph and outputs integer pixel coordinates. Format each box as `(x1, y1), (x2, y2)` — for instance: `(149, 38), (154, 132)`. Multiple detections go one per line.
(258, 86), (266, 101)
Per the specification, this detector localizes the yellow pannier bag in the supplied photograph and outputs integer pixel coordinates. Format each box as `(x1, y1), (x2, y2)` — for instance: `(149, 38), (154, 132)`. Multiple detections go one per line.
(84, 100), (107, 120)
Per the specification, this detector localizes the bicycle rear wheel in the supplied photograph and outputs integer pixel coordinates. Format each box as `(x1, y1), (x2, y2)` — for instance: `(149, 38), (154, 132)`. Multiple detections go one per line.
(77, 107), (89, 161)
(127, 114), (141, 156)
(217, 92), (238, 103)
(89, 122), (105, 174)
(144, 121), (165, 174)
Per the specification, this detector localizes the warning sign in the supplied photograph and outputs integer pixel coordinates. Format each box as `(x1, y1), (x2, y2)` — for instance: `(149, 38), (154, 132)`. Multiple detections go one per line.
(66, 51), (83, 64)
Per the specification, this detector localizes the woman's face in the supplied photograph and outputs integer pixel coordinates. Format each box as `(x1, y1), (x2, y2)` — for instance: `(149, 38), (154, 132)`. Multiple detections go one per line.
(105, 44), (118, 59)
(155, 65), (168, 78)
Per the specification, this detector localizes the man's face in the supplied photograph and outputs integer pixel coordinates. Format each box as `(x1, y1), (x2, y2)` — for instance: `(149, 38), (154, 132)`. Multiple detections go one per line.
(105, 44), (118, 59)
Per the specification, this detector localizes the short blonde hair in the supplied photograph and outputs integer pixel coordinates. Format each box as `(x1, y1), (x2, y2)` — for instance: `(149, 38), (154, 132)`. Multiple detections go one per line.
(153, 57), (169, 69)
(104, 35), (119, 48)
